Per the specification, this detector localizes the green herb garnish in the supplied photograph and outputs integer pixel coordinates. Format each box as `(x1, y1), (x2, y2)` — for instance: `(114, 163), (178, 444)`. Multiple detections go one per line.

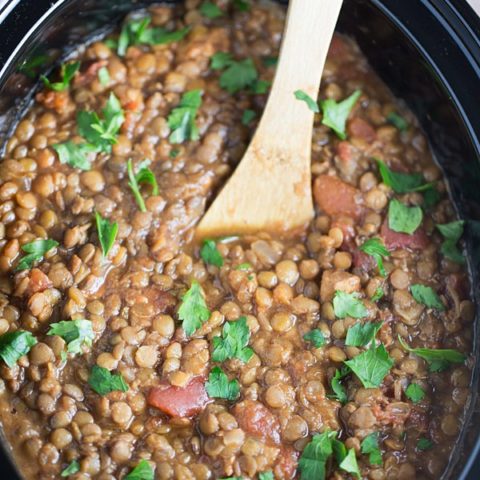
(233, 0), (250, 11)
(124, 459), (154, 480)
(127, 159), (158, 212)
(344, 344), (393, 388)
(212, 316), (253, 363)
(298, 430), (336, 480)
(262, 56), (278, 67)
(61, 460), (80, 477)
(361, 432), (382, 465)
(210, 53), (260, 94)
(375, 159), (429, 194)
(410, 284), (445, 311)
(88, 365), (128, 396)
(117, 16), (190, 57)
(294, 90), (319, 113)
(338, 448), (361, 479)
(387, 111), (408, 131)
(303, 329), (326, 348)
(359, 238), (390, 276)
(259, 472), (274, 480)
(53, 141), (96, 170)
(241, 109), (256, 125)
(168, 89), (203, 144)
(200, 1), (223, 18)
(417, 438), (433, 451)
(330, 367), (349, 404)
(333, 291), (367, 319)
(388, 198), (423, 235)
(371, 287), (384, 302)
(47, 319), (94, 356)
(41, 61), (80, 91)
(320, 90), (361, 139)
(77, 93), (125, 153)
(436, 220), (465, 264)
(98, 66), (110, 86)
(0, 331), (37, 368)
(95, 212), (118, 257)
(345, 322), (382, 347)
(16, 239), (59, 271)
(178, 281), (210, 336)
(405, 383), (425, 403)
(200, 239), (224, 267)
(398, 336), (466, 372)
(235, 262), (251, 271)
(205, 366), (240, 401)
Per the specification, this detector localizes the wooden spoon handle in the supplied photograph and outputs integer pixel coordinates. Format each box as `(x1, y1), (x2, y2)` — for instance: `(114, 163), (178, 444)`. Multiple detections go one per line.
(254, 0), (343, 154)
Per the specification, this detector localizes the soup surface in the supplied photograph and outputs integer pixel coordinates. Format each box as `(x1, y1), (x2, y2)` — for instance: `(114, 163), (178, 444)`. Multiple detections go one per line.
(0, 2), (474, 479)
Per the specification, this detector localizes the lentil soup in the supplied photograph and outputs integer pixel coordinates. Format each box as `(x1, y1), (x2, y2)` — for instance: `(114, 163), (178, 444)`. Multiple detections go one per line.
(0, 1), (474, 479)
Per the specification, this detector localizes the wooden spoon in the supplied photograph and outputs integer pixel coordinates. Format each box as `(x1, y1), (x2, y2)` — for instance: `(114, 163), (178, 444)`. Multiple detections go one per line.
(196, 0), (344, 238)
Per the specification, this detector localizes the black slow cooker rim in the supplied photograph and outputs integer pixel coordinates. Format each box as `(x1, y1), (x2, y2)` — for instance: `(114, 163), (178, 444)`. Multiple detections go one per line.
(0, 1), (479, 479)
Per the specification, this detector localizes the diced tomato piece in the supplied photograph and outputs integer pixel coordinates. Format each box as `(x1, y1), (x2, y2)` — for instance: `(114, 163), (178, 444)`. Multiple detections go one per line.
(275, 446), (299, 479)
(233, 400), (281, 445)
(381, 219), (429, 251)
(347, 117), (377, 143)
(26, 268), (53, 296)
(313, 175), (364, 220)
(147, 377), (210, 418)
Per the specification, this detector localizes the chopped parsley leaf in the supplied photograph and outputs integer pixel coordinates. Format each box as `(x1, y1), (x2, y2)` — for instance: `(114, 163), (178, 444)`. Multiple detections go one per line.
(124, 459), (154, 480)
(398, 336), (466, 372)
(88, 365), (128, 396)
(205, 366), (240, 401)
(16, 238), (59, 271)
(200, 239), (224, 267)
(0, 330), (37, 368)
(117, 16), (190, 56)
(371, 287), (384, 302)
(320, 90), (361, 139)
(345, 322), (382, 347)
(41, 61), (80, 91)
(212, 316), (253, 363)
(410, 284), (445, 311)
(168, 89), (203, 144)
(375, 159), (429, 194)
(298, 430), (336, 480)
(98, 66), (110, 86)
(388, 198), (423, 235)
(303, 329), (326, 348)
(53, 141), (97, 171)
(333, 291), (367, 319)
(405, 383), (425, 403)
(417, 438), (433, 451)
(361, 432), (382, 465)
(77, 93), (125, 153)
(241, 109), (256, 125)
(344, 344), (393, 388)
(359, 237), (390, 276)
(95, 212), (118, 258)
(294, 90), (319, 113)
(436, 220), (465, 264)
(47, 319), (94, 356)
(387, 111), (408, 131)
(199, 1), (223, 18)
(329, 367), (349, 404)
(178, 281), (210, 336)
(61, 460), (80, 477)
(127, 159), (158, 212)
